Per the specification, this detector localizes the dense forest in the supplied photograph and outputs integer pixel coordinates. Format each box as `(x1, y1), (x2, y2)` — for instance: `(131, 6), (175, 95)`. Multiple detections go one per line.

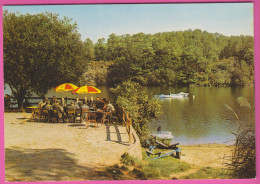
(84, 29), (254, 87)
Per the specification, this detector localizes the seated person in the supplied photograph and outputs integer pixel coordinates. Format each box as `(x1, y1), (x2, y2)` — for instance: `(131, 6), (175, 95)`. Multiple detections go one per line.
(81, 100), (89, 120)
(96, 98), (106, 110)
(105, 100), (115, 113)
(52, 100), (65, 122)
(43, 100), (51, 111)
(88, 97), (95, 108)
(75, 97), (80, 106)
(67, 101), (78, 110)
(97, 100), (115, 122)
(50, 96), (56, 105)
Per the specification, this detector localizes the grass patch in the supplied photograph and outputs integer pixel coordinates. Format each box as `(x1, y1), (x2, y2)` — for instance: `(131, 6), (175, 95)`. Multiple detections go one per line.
(141, 149), (190, 179)
(180, 167), (231, 179)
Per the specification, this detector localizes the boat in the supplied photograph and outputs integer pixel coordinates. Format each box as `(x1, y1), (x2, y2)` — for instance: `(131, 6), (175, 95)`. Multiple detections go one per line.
(156, 92), (189, 99)
(151, 131), (174, 139)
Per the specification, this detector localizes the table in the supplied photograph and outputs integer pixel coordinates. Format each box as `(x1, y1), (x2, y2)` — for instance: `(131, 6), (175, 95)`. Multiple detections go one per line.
(26, 106), (40, 121)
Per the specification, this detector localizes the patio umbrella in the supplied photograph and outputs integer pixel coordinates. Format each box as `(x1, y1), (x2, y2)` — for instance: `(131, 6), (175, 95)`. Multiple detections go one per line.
(54, 83), (78, 103)
(54, 83), (78, 92)
(71, 86), (101, 94)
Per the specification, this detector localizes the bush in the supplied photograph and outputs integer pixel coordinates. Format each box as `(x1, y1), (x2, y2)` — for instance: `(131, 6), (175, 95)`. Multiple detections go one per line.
(120, 153), (136, 166)
(110, 80), (162, 138)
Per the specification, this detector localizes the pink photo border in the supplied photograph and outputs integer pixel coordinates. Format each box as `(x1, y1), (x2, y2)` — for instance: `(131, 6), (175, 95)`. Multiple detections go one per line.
(0, 0), (259, 184)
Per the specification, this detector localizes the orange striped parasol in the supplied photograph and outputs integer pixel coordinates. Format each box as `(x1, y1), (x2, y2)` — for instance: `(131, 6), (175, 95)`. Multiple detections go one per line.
(54, 83), (78, 92)
(71, 86), (101, 94)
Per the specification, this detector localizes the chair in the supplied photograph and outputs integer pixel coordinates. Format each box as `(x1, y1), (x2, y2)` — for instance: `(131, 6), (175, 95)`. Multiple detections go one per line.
(42, 110), (50, 122)
(75, 109), (82, 123)
(102, 111), (111, 127)
(81, 108), (89, 126)
(52, 109), (60, 123)
(67, 110), (76, 123)
(87, 110), (97, 128)
(32, 108), (41, 122)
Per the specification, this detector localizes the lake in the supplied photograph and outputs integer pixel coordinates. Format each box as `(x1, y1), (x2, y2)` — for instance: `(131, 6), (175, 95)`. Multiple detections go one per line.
(4, 85), (255, 145)
(147, 86), (255, 145)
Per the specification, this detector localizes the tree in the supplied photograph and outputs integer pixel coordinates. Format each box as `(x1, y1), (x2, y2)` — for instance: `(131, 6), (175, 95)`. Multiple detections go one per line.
(3, 11), (87, 108)
(110, 80), (162, 138)
(94, 38), (107, 61)
(83, 38), (95, 61)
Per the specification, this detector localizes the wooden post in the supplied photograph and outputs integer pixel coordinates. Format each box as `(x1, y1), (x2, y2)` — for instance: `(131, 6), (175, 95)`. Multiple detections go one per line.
(128, 118), (132, 143)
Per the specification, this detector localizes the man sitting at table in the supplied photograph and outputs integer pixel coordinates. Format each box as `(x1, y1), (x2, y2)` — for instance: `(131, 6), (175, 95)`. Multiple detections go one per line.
(105, 100), (115, 113)
(67, 101), (78, 110)
(50, 96), (56, 105)
(53, 100), (65, 122)
(81, 100), (89, 121)
(88, 97), (95, 107)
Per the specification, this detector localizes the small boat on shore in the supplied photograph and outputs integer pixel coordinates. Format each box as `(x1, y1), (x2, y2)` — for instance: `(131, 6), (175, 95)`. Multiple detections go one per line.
(156, 92), (189, 99)
(151, 131), (174, 139)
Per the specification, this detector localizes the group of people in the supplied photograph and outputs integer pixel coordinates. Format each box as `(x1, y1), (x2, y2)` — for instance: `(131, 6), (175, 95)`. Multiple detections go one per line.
(38, 96), (115, 123)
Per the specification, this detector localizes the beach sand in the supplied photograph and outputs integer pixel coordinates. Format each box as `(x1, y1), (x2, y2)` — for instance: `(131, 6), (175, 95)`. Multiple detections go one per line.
(4, 112), (233, 181)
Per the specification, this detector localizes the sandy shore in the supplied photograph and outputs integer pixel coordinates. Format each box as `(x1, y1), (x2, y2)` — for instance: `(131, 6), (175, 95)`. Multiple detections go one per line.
(4, 112), (233, 181)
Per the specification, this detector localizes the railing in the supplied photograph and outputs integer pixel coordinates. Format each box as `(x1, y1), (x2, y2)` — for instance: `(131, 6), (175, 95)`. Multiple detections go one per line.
(5, 97), (86, 109)
(121, 108), (132, 143)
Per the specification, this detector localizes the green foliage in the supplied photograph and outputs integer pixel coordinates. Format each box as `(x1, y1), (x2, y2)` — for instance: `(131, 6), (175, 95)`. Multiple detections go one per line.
(3, 11), (87, 108)
(110, 80), (162, 137)
(143, 154), (191, 178)
(180, 167), (231, 179)
(83, 38), (95, 60)
(98, 30), (254, 87)
(120, 153), (136, 166)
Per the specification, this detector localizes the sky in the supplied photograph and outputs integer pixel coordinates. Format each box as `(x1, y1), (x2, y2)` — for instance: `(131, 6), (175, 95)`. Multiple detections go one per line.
(3, 3), (254, 43)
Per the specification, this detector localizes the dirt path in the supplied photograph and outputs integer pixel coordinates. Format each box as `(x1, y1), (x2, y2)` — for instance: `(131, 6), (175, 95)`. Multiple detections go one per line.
(4, 112), (130, 181)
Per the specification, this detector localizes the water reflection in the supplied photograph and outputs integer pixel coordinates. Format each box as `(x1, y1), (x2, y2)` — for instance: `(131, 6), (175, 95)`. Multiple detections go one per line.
(149, 86), (254, 145)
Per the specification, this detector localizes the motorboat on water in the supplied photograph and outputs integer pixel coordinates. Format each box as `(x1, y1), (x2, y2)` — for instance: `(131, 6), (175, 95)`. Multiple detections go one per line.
(156, 92), (189, 99)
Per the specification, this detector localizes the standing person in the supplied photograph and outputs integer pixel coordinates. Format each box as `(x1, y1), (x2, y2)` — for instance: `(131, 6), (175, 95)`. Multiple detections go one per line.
(4, 94), (11, 110)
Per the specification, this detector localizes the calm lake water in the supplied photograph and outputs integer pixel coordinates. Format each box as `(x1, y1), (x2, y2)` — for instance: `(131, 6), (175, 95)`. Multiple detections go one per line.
(4, 85), (255, 145)
(148, 86), (255, 145)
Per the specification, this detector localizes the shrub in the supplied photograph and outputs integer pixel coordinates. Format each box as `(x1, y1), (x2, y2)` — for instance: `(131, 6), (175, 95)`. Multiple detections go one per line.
(120, 153), (136, 166)
(110, 80), (162, 138)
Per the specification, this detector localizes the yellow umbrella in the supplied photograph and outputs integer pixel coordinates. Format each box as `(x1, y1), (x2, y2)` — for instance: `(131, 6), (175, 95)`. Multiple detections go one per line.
(54, 83), (78, 92)
(54, 83), (78, 104)
(71, 86), (101, 94)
